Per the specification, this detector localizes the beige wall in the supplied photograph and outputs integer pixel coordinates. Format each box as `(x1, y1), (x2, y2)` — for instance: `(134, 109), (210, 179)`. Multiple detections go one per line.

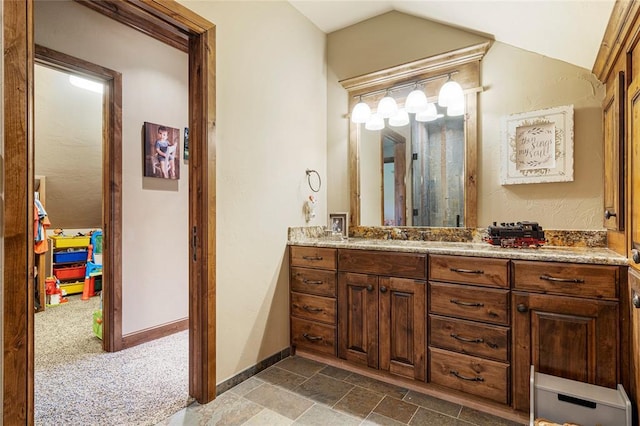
(35, 0), (190, 335)
(327, 12), (605, 230)
(179, 1), (327, 384)
(35, 65), (102, 229)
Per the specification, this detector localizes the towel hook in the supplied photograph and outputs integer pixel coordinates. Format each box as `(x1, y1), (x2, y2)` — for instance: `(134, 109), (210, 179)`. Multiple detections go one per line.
(306, 169), (321, 193)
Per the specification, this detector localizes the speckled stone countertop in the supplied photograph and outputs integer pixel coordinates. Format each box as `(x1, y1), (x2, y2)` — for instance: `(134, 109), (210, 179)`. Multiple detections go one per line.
(288, 226), (628, 266)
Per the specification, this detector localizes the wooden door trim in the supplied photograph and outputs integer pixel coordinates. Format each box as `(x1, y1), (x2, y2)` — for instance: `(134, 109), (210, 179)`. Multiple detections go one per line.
(2, 0), (217, 422)
(34, 45), (123, 353)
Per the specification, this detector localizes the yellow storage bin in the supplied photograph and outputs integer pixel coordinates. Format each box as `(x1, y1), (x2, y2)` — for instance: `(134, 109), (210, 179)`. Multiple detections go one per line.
(52, 235), (90, 248)
(59, 281), (85, 295)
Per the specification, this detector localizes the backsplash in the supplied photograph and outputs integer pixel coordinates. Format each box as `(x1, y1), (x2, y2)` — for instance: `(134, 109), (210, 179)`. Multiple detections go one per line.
(289, 226), (607, 248)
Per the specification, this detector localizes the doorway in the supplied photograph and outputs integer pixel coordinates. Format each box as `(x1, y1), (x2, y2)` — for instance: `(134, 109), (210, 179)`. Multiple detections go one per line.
(2, 1), (217, 422)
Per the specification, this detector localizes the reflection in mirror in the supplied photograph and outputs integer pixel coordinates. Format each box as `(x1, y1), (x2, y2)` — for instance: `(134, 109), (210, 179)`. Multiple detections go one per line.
(342, 42), (489, 229)
(360, 102), (465, 227)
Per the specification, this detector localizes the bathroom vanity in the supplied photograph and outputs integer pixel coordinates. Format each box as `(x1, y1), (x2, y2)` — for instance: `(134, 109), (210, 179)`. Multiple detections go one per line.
(288, 234), (628, 420)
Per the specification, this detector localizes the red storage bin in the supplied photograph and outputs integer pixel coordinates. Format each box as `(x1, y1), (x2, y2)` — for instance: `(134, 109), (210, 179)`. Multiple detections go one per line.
(53, 265), (86, 281)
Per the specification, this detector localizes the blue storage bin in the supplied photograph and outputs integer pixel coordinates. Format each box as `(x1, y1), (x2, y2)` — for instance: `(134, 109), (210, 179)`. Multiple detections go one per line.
(53, 250), (88, 263)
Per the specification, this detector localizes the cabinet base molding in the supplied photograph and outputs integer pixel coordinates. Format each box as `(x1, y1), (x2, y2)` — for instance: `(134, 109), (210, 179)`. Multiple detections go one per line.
(295, 348), (528, 424)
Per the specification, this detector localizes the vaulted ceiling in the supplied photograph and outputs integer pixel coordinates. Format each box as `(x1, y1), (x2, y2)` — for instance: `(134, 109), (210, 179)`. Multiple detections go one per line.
(289, 0), (615, 71)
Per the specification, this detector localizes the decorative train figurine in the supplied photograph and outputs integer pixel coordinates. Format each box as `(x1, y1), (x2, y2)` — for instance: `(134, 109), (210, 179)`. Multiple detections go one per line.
(485, 221), (546, 248)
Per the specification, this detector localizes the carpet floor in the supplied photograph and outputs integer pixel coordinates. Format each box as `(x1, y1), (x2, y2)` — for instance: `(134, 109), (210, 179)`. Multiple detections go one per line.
(35, 294), (192, 425)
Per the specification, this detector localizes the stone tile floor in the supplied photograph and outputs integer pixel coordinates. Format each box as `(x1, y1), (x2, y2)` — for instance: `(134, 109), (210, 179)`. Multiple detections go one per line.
(158, 356), (526, 425)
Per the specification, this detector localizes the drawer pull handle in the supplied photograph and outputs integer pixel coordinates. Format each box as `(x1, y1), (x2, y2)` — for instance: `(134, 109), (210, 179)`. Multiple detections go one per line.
(450, 333), (484, 344)
(450, 299), (484, 308)
(540, 274), (585, 284)
(302, 256), (323, 261)
(450, 370), (484, 382)
(450, 268), (484, 274)
(303, 333), (323, 342)
(303, 305), (324, 313)
(303, 279), (323, 285)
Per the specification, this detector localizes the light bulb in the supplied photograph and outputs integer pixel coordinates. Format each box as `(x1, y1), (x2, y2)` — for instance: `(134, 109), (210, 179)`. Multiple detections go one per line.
(351, 101), (371, 123)
(405, 89), (428, 113)
(377, 96), (398, 119)
(447, 98), (465, 116)
(365, 113), (385, 131)
(438, 79), (464, 107)
(389, 109), (409, 127)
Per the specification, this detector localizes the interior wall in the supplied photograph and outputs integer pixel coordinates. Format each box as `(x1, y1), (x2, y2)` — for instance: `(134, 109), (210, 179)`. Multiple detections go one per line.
(34, 0), (190, 334)
(327, 11), (605, 230)
(34, 65), (102, 229)
(179, 0), (327, 384)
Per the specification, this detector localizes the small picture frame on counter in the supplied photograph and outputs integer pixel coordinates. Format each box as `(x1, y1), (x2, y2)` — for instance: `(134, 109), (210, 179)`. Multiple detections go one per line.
(329, 212), (348, 238)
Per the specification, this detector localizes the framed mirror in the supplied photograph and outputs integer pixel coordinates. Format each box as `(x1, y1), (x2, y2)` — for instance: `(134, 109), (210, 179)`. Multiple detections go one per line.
(341, 42), (489, 229)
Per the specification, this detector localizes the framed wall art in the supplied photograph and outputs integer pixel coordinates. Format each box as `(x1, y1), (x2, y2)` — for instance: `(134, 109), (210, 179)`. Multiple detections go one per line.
(500, 104), (574, 185)
(144, 122), (180, 179)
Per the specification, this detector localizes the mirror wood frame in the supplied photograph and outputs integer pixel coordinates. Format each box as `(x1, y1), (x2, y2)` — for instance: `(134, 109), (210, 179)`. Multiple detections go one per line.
(341, 42), (490, 230)
(3, 0), (216, 422)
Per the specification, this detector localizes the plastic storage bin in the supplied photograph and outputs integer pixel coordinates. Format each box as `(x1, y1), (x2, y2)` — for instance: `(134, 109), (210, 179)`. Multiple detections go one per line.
(530, 366), (631, 426)
(53, 250), (88, 263)
(53, 265), (86, 281)
(52, 235), (90, 248)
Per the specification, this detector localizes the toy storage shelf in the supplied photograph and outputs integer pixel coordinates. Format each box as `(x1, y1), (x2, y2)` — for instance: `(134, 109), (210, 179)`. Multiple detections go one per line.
(49, 235), (90, 296)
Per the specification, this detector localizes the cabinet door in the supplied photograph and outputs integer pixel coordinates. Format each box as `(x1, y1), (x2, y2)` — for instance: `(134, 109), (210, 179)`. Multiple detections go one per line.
(338, 272), (378, 369)
(603, 71), (625, 230)
(512, 292), (618, 411)
(630, 76), (640, 267)
(628, 270), (640, 426)
(379, 277), (426, 381)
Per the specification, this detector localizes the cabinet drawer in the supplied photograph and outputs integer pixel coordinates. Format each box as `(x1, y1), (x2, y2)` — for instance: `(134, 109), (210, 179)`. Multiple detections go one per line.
(429, 315), (509, 362)
(429, 347), (509, 404)
(429, 282), (509, 325)
(512, 260), (618, 299)
(291, 317), (336, 356)
(291, 267), (336, 297)
(291, 292), (336, 324)
(338, 249), (426, 279)
(429, 255), (509, 288)
(290, 246), (337, 270)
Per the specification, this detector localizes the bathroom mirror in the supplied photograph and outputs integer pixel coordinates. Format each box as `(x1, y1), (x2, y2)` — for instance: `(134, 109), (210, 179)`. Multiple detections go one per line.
(341, 42), (489, 229)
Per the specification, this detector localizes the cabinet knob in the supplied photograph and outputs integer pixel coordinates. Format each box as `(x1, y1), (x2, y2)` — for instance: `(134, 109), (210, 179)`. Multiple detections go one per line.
(633, 249), (640, 264)
(604, 210), (617, 219)
(366, 284), (373, 292)
(517, 304), (528, 313)
(380, 286), (387, 293)
(633, 291), (640, 309)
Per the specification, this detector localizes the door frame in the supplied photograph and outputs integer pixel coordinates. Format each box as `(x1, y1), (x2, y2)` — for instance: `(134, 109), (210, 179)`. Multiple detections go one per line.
(34, 45), (123, 353)
(2, 1), (217, 422)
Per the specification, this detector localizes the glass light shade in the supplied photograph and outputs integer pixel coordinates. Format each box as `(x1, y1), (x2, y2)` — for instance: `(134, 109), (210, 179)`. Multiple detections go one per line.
(351, 101), (371, 123)
(377, 96), (398, 119)
(405, 89), (428, 113)
(415, 103), (443, 122)
(389, 109), (409, 127)
(365, 113), (385, 131)
(447, 99), (465, 116)
(438, 80), (464, 107)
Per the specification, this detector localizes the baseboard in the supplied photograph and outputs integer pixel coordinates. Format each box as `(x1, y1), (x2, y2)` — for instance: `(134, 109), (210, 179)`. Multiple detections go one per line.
(121, 317), (189, 349)
(216, 347), (291, 396)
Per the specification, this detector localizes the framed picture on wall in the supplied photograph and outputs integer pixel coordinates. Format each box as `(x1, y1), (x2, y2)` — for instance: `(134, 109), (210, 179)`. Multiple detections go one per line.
(144, 121), (180, 179)
(329, 212), (348, 237)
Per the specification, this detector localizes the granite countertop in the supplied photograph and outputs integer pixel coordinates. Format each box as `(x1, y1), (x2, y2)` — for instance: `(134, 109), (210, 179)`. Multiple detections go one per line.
(287, 237), (629, 266)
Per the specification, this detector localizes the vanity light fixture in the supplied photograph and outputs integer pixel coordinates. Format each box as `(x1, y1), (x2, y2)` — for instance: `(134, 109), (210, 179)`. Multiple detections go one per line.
(377, 91), (398, 119)
(351, 72), (465, 130)
(351, 96), (371, 123)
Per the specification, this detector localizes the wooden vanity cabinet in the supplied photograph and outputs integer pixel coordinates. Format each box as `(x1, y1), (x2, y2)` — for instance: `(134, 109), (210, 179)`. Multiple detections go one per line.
(428, 255), (511, 404)
(290, 246), (338, 356)
(338, 249), (427, 381)
(511, 260), (620, 412)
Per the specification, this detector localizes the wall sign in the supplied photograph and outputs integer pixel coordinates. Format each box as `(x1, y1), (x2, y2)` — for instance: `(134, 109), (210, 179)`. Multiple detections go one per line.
(501, 105), (574, 185)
